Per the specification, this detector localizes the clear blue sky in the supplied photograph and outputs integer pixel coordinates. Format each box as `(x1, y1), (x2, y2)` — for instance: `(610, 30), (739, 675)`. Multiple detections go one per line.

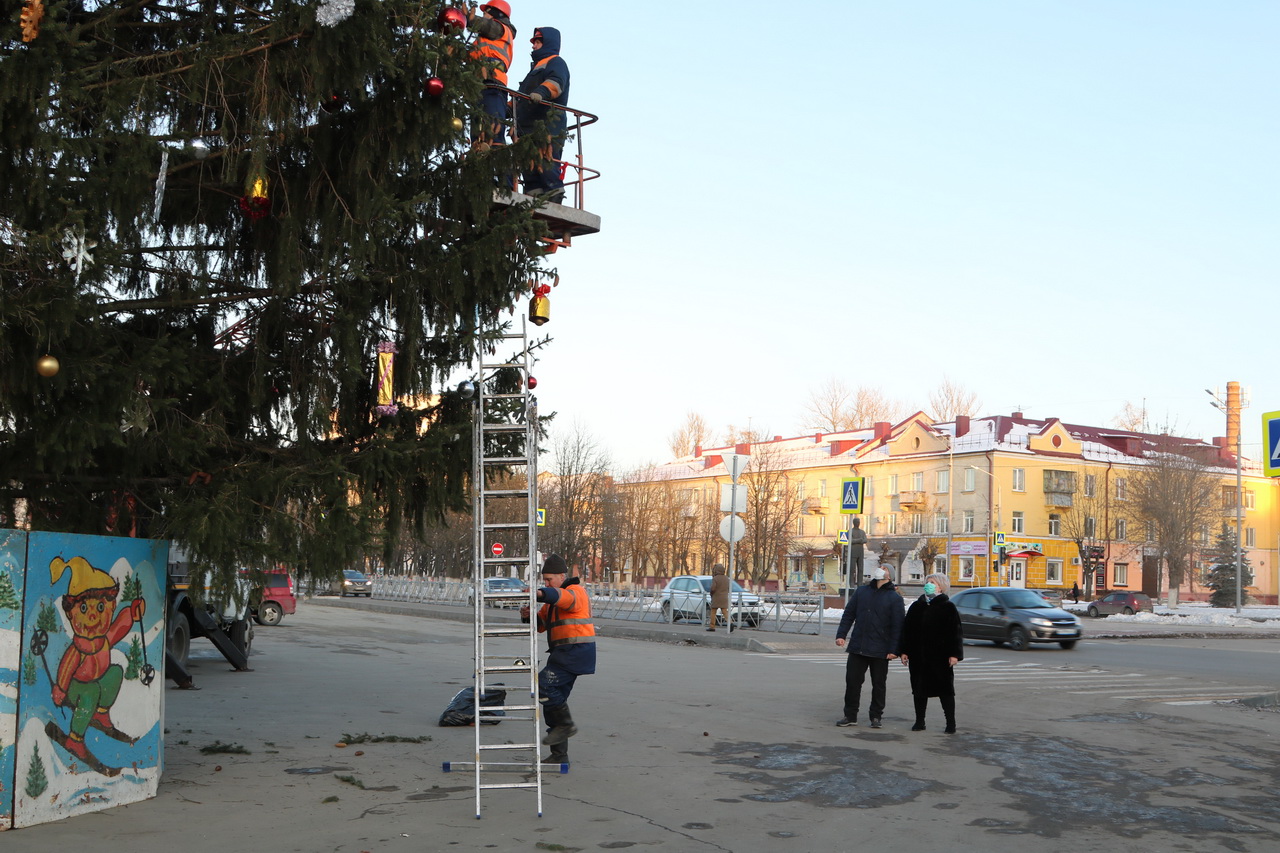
(505, 1), (1277, 471)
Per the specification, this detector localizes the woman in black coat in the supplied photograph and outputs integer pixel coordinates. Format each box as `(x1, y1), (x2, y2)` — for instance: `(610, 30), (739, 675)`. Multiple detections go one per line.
(898, 572), (964, 733)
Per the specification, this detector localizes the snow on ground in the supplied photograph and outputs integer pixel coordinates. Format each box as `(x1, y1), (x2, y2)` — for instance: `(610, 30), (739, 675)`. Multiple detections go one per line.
(816, 600), (1280, 625)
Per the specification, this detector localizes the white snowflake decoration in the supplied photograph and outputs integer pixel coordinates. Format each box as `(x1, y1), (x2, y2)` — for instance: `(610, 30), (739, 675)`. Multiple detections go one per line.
(61, 226), (97, 279)
(316, 0), (355, 27)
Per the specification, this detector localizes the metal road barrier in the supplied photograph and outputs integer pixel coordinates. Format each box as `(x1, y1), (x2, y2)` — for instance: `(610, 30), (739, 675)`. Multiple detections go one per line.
(368, 578), (827, 635)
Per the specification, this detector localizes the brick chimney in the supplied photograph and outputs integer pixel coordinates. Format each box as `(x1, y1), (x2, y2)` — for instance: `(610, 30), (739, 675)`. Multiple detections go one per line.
(873, 422), (891, 440)
(1226, 380), (1241, 458)
(955, 415), (970, 437)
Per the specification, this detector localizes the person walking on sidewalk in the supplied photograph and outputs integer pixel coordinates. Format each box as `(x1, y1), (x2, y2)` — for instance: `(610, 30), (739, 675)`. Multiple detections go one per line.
(835, 565), (903, 729)
(522, 553), (595, 765)
(898, 572), (964, 733)
(708, 563), (731, 631)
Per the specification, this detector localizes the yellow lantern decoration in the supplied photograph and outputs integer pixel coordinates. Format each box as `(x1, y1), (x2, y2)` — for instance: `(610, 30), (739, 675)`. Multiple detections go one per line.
(375, 341), (398, 416)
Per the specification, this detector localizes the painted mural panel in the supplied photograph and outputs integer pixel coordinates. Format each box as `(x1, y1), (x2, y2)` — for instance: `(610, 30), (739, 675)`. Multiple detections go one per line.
(1, 529), (27, 830)
(13, 532), (168, 827)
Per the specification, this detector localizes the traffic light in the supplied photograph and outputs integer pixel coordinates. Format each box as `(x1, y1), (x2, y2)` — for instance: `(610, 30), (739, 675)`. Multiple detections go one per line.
(998, 546), (1007, 564)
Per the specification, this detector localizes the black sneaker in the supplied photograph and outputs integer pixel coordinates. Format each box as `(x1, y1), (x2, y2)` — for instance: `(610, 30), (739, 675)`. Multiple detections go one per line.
(836, 717), (857, 727)
(870, 718), (883, 729)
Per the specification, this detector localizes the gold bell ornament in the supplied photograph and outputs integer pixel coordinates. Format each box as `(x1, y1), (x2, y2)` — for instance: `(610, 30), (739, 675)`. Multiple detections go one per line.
(528, 282), (552, 326)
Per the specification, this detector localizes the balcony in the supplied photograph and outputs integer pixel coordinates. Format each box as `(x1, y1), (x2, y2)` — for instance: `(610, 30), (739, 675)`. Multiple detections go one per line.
(897, 490), (926, 507)
(1045, 493), (1073, 508)
(802, 496), (829, 514)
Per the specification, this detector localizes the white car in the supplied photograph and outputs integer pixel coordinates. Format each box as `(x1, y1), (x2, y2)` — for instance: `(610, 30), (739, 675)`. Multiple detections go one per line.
(659, 575), (762, 628)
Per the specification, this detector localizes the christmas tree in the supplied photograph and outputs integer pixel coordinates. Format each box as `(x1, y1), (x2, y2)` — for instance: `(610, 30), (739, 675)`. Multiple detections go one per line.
(36, 599), (61, 633)
(24, 652), (38, 685)
(1203, 524), (1253, 608)
(1, 2), (560, 587)
(0, 569), (20, 609)
(126, 633), (144, 679)
(25, 743), (49, 798)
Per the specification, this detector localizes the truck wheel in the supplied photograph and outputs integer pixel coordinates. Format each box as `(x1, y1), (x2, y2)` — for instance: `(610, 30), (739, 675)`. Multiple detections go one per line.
(229, 619), (254, 658)
(168, 611), (191, 669)
(258, 602), (284, 626)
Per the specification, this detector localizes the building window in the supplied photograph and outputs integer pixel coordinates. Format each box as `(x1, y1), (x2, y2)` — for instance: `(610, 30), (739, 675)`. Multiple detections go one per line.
(912, 471), (924, 491)
(818, 515), (827, 536)
(1115, 519), (1127, 541)
(911, 513), (924, 535)
(1115, 477), (1127, 501)
(936, 470), (950, 493)
(889, 474), (898, 493)
(796, 481), (805, 500)
(1244, 490), (1255, 510)
(1114, 562), (1128, 586)
(963, 510), (975, 533)
(1084, 474), (1096, 498)
(1048, 513), (1061, 536)
(935, 513), (949, 534)
(1145, 521), (1155, 542)
(885, 514), (897, 534)
(933, 556), (948, 573)
(1012, 468), (1025, 492)
(964, 467), (976, 492)
(1221, 486), (1238, 510)
(1246, 527), (1256, 548)
(1200, 525), (1210, 546)
(796, 517), (804, 536)
(1011, 511), (1024, 534)
(959, 557), (975, 580)
(1046, 559), (1063, 584)
(819, 479), (828, 498)
(1085, 516), (1096, 538)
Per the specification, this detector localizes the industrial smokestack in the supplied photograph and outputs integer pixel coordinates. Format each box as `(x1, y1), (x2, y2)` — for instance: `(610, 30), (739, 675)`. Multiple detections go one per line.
(1227, 381), (1241, 459)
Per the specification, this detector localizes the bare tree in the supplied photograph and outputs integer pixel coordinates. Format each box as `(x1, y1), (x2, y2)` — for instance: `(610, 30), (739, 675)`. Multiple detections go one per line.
(540, 423), (613, 578)
(721, 424), (768, 445)
(927, 377), (982, 422)
(1131, 438), (1220, 604)
(1112, 402), (1147, 432)
(667, 411), (711, 460)
(802, 380), (904, 433)
(1056, 468), (1110, 599)
(737, 443), (802, 588)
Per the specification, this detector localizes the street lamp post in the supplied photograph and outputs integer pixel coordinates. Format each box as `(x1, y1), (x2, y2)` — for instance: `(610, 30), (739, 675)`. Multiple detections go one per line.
(1207, 390), (1245, 615)
(966, 465), (1001, 586)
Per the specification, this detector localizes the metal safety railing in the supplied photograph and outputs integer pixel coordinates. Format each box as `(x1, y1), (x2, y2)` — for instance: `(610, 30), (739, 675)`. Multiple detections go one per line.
(369, 577), (831, 636)
(485, 86), (600, 212)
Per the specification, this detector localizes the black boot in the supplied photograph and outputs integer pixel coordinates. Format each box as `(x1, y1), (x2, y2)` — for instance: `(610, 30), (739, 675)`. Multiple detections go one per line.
(941, 695), (956, 733)
(543, 742), (569, 766)
(911, 695), (928, 731)
(542, 704), (578, 746)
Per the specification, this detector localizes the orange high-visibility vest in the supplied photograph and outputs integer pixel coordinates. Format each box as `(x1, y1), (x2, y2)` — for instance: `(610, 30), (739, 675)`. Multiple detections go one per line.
(471, 20), (514, 86)
(538, 585), (596, 647)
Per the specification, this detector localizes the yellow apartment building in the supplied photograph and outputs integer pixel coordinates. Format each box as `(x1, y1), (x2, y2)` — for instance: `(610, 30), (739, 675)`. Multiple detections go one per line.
(628, 411), (1278, 603)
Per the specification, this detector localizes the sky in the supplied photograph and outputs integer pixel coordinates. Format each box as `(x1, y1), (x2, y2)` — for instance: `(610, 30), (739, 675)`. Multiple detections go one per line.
(500, 1), (1278, 472)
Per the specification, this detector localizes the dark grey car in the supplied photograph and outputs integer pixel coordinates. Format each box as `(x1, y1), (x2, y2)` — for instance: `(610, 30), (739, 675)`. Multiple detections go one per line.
(950, 587), (1082, 651)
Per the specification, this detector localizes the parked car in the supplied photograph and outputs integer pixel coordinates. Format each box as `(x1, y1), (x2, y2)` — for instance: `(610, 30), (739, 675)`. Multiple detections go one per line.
(329, 569), (373, 597)
(1087, 591), (1153, 618)
(252, 569), (298, 626)
(949, 586), (1083, 650)
(659, 575), (763, 628)
(468, 576), (530, 608)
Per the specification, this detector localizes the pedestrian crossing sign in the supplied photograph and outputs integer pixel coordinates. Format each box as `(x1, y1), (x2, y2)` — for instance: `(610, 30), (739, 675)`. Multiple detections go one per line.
(1265, 411), (1280, 477)
(537, 508), (546, 526)
(837, 531), (849, 545)
(840, 478), (865, 514)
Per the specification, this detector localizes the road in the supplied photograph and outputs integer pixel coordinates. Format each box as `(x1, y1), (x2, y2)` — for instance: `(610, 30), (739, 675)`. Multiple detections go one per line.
(4, 604), (1278, 852)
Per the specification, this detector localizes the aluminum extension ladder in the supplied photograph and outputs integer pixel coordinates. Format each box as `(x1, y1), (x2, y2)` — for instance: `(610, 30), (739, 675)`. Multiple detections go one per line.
(442, 318), (562, 818)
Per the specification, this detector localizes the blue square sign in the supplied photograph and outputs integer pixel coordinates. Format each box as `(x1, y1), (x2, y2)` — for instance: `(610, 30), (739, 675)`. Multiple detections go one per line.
(1265, 411), (1280, 478)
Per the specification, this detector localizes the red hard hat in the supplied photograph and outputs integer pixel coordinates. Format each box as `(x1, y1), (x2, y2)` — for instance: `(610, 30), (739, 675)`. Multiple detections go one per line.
(481, 0), (511, 16)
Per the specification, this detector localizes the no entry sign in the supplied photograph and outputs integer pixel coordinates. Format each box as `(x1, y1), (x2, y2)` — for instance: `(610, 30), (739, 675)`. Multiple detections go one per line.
(490, 542), (504, 557)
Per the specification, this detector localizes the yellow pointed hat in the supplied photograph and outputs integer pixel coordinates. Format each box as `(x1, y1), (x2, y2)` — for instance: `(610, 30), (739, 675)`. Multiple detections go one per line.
(50, 556), (118, 597)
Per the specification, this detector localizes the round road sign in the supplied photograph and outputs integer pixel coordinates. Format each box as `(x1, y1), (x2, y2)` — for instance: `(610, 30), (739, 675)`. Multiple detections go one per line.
(491, 542), (504, 557)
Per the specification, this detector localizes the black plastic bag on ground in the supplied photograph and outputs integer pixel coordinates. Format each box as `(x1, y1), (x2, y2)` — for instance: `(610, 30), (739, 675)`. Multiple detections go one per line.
(438, 687), (507, 726)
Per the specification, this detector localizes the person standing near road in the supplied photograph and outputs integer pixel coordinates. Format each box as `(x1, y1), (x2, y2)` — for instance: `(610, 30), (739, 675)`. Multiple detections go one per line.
(898, 572), (963, 733)
(708, 563), (731, 632)
(515, 26), (570, 201)
(1070, 581), (1081, 604)
(834, 565), (903, 729)
(521, 553), (594, 766)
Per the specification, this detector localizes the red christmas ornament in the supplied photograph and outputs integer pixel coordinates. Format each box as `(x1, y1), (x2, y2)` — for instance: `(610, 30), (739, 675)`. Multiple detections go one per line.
(425, 76), (446, 98)
(527, 376), (537, 390)
(438, 7), (467, 32)
(321, 94), (347, 113)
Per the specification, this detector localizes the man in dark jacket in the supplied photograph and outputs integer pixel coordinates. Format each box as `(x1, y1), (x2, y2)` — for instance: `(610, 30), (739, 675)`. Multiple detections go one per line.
(515, 26), (570, 201)
(835, 565), (904, 728)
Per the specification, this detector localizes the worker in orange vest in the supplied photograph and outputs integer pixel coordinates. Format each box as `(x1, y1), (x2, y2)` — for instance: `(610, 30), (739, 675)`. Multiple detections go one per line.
(521, 553), (595, 766)
(516, 26), (570, 201)
(467, 1), (516, 149)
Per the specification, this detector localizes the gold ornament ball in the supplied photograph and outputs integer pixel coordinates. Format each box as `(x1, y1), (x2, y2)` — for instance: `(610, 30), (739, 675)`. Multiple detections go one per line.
(36, 354), (60, 377)
(451, 116), (464, 132)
